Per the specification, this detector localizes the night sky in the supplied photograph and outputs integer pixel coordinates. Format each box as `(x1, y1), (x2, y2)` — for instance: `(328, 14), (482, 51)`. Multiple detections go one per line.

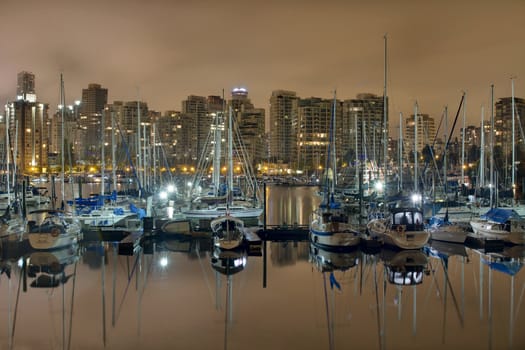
(1, 0), (524, 131)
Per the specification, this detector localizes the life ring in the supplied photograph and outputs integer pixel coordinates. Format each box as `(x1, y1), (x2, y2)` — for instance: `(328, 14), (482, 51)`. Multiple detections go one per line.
(51, 227), (60, 237)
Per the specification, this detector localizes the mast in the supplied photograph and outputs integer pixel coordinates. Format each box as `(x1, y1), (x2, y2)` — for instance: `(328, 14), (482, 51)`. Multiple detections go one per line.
(213, 112), (222, 196)
(136, 98), (142, 197)
(332, 90), (337, 193)
(479, 106), (485, 189)
(490, 84), (495, 208)
(355, 108), (359, 190)
(111, 111), (117, 193)
(511, 77), (516, 205)
(5, 106), (10, 200)
(461, 92), (467, 188)
(444, 106), (448, 197)
(383, 34), (388, 190)
(414, 101), (419, 193)
(399, 112), (403, 193)
(101, 108), (106, 196)
(227, 106), (233, 206)
(60, 74), (65, 204)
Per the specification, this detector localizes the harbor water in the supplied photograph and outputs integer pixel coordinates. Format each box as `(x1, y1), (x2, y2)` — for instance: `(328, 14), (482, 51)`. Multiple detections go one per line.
(0, 185), (524, 350)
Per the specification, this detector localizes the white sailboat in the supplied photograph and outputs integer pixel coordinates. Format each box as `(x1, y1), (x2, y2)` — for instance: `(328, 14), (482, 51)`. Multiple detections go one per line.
(182, 106), (263, 223)
(28, 75), (81, 250)
(367, 207), (430, 249)
(310, 92), (361, 251)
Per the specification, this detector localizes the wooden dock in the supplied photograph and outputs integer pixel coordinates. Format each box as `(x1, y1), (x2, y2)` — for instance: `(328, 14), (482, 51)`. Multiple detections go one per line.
(255, 225), (309, 241)
(118, 231), (143, 255)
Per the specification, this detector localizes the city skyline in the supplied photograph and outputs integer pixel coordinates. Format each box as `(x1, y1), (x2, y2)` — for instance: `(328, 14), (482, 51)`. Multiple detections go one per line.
(1, 0), (524, 132)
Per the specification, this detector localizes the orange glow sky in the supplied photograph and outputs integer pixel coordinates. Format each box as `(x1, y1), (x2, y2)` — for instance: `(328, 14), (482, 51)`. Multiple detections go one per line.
(1, 0), (524, 132)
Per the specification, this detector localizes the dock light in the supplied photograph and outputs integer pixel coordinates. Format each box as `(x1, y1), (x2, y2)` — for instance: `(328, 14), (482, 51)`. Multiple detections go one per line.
(159, 257), (168, 268)
(411, 193), (422, 205)
(374, 181), (384, 192)
(159, 191), (168, 200)
(167, 184), (175, 193)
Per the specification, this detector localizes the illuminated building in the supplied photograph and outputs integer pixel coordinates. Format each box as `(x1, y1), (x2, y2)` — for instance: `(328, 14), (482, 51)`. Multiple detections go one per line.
(269, 90), (298, 167)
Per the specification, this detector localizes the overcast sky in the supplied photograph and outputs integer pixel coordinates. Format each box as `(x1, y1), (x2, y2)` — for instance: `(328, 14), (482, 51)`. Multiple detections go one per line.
(1, 0), (524, 131)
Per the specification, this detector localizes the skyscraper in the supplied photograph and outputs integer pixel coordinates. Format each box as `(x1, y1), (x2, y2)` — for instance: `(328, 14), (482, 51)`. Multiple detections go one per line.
(16, 71), (36, 102)
(343, 93), (386, 168)
(229, 88), (265, 167)
(269, 90), (298, 167)
(79, 83), (108, 162)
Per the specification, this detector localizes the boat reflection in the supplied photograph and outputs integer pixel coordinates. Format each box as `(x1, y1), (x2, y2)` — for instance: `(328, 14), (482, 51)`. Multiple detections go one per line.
(380, 249), (429, 286)
(211, 247), (248, 350)
(309, 244), (361, 350)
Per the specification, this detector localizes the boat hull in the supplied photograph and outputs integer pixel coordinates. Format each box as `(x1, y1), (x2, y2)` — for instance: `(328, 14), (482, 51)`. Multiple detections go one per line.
(470, 220), (525, 245)
(310, 219), (361, 251)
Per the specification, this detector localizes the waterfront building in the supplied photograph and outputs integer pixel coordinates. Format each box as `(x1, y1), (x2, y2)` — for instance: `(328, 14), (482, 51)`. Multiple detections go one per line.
(495, 96), (525, 154)
(342, 93), (386, 170)
(3, 72), (49, 174)
(229, 88), (265, 168)
(182, 95), (212, 165)
(269, 90), (299, 169)
(296, 97), (341, 173)
(78, 84), (108, 162)
(5, 100), (49, 174)
(404, 113), (436, 156)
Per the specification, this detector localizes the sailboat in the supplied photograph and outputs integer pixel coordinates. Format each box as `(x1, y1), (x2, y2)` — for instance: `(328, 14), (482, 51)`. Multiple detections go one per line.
(69, 109), (142, 233)
(309, 92), (361, 251)
(27, 75), (82, 250)
(182, 106), (263, 224)
(469, 208), (525, 244)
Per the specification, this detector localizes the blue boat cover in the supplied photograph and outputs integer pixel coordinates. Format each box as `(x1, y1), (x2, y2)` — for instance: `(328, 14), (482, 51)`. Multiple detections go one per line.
(482, 258), (523, 276)
(480, 208), (520, 224)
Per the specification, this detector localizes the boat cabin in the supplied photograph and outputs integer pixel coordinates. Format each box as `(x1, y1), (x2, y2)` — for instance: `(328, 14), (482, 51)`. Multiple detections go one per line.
(391, 208), (424, 231)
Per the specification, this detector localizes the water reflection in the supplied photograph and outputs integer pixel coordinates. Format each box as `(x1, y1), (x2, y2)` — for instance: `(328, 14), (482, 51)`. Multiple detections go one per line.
(0, 185), (524, 349)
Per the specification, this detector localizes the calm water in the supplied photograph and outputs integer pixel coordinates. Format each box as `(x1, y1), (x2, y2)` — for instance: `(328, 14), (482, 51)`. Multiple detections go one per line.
(1, 185), (524, 350)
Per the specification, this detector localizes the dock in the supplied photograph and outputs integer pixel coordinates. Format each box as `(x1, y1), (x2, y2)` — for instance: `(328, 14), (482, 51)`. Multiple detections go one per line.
(118, 231), (143, 255)
(255, 225), (309, 241)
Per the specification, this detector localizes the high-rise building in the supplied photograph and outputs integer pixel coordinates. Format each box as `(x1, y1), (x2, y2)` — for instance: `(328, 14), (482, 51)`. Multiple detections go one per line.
(342, 94), (386, 168)
(269, 90), (298, 167)
(5, 101), (49, 173)
(81, 83), (108, 116)
(495, 97), (525, 149)
(297, 97), (340, 171)
(16, 71), (37, 102)
(229, 88), (265, 167)
(404, 113), (436, 156)
(182, 95), (213, 164)
(78, 84), (108, 162)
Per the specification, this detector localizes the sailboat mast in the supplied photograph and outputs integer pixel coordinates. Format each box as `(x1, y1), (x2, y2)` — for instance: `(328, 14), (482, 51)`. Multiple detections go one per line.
(383, 34), (388, 189)
(101, 109), (106, 196)
(511, 77), (516, 204)
(137, 99), (142, 196)
(444, 106), (448, 196)
(399, 112), (403, 192)
(111, 111), (117, 192)
(213, 112), (222, 196)
(332, 91), (337, 193)
(227, 106), (233, 203)
(490, 84), (495, 207)
(414, 101), (419, 193)
(479, 106), (485, 189)
(5, 107), (10, 199)
(60, 74), (65, 204)
(461, 93), (467, 187)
